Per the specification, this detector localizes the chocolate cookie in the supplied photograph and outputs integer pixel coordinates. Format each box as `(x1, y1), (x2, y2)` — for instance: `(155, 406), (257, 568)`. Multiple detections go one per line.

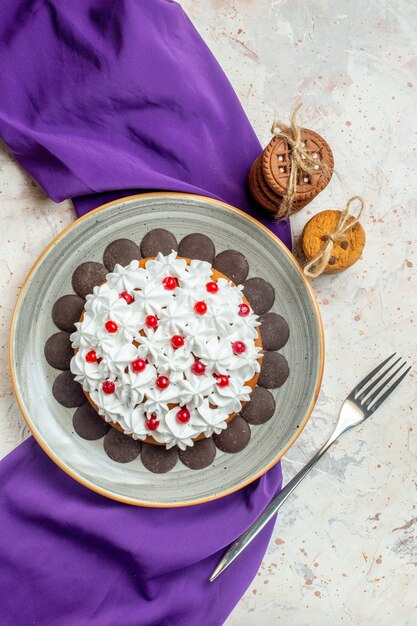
(262, 129), (334, 202)
(73, 403), (110, 440)
(52, 370), (86, 408)
(178, 437), (217, 470)
(213, 250), (249, 285)
(301, 210), (366, 273)
(103, 238), (141, 272)
(241, 386), (276, 425)
(259, 313), (290, 351)
(44, 332), (73, 370)
(242, 277), (275, 315)
(52, 294), (85, 332)
(213, 416), (251, 453)
(103, 428), (142, 463)
(177, 233), (215, 263)
(141, 444), (178, 473)
(72, 262), (107, 298)
(140, 228), (178, 258)
(258, 352), (289, 389)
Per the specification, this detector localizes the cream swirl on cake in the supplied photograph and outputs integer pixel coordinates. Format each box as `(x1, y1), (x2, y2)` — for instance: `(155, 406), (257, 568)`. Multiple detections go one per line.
(70, 251), (262, 450)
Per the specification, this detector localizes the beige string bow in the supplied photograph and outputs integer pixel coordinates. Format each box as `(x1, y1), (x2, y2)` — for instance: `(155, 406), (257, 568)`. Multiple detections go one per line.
(303, 196), (365, 279)
(271, 104), (332, 216)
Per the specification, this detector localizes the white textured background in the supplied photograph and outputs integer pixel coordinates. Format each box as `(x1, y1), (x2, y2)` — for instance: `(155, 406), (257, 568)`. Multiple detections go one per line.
(1, 1), (416, 625)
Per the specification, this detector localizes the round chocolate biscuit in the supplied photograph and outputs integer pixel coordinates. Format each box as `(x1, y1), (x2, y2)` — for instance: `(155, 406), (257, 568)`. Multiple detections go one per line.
(141, 444), (178, 474)
(103, 428), (142, 463)
(72, 262), (107, 298)
(178, 437), (216, 470)
(52, 370), (85, 408)
(258, 351), (289, 389)
(44, 331), (73, 370)
(52, 294), (85, 332)
(259, 312), (290, 351)
(241, 386), (276, 425)
(213, 250), (249, 285)
(262, 129), (334, 201)
(103, 238), (141, 272)
(140, 228), (178, 257)
(242, 277), (275, 315)
(177, 233), (215, 263)
(213, 416), (251, 453)
(73, 403), (110, 440)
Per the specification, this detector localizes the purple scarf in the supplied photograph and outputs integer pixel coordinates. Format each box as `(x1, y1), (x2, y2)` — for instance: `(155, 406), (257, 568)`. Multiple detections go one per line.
(0, 2), (290, 624)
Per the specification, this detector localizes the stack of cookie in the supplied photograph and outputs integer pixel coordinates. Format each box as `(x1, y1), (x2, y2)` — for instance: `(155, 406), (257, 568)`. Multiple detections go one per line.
(248, 129), (334, 220)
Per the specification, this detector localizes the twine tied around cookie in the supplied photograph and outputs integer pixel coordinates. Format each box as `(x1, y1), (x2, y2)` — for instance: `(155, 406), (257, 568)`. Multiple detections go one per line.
(271, 104), (333, 217)
(303, 196), (365, 278)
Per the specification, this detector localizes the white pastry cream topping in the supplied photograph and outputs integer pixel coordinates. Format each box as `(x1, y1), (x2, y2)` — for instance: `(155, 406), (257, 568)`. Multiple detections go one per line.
(70, 252), (262, 449)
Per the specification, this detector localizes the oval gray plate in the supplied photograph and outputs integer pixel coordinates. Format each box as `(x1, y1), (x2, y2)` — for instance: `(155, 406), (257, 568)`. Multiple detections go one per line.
(10, 193), (324, 507)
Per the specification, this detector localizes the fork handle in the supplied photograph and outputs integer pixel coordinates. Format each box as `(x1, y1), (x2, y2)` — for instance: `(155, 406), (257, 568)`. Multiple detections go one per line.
(210, 434), (337, 581)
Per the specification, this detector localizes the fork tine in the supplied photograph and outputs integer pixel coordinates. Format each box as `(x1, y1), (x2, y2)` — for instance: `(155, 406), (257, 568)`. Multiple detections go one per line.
(356, 356), (402, 403)
(363, 361), (408, 407)
(366, 365), (411, 415)
(350, 353), (396, 399)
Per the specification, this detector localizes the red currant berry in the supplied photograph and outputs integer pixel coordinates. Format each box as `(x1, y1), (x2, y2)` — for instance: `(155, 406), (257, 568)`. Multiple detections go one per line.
(176, 408), (191, 424)
(194, 301), (207, 315)
(191, 361), (206, 376)
(131, 358), (146, 373)
(232, 340), (246, 355)
(171, 335), (185, 349)
(102, 380), (115, 394)
(162, 276), (177, 290)
(156, 375), (170, 390)
(85, 350), (97, 363)
(105, 320), (118, 333)
(145, 418), (160, 431)
(216, 374), (229, 387)
(120, 291), (134, 304)
(145, 315), (158, 329)
(206, 281), (218, 294)
(238, 303), (250, 317)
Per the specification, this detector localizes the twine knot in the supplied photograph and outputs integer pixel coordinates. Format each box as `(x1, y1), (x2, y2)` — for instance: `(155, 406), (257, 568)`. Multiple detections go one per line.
(303, 196), (365, 278)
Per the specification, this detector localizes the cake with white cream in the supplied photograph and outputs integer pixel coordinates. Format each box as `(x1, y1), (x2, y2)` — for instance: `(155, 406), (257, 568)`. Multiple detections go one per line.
(70, 251), (263, 450)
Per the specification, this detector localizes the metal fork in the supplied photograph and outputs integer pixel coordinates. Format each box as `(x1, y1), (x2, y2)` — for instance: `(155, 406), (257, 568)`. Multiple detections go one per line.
(210, 353), (411, 581)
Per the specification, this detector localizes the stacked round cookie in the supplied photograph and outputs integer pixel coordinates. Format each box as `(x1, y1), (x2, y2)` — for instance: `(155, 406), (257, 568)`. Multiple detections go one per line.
(45, 229), (290, 474)
(248, 129), (334, 219)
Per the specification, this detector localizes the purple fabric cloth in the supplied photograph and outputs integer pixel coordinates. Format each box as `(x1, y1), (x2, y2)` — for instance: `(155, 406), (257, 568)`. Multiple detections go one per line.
(0, 1), (290, 624)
